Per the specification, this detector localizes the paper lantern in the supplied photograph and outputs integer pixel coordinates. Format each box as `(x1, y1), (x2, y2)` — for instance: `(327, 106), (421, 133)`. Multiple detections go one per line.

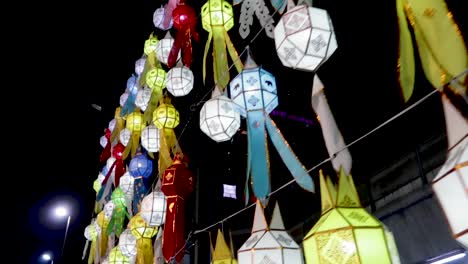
(100, 135), (107, 148)
(108, 246), (130, 264)
(432, 95), (468, 248)
(120, 92), (130, 107)
(145, 67), (166, 91)
(274, 2), (337, 71)
(85, 221), (101, 264)
(166, 66), (194, 97)
(93, 173), (106, 193)
(201, 0), (242, 89)
(238, 201), (303, 264)
(303, 169), (400, 264)
(156, 32), (179, 66)
(119, 128), (131, 146)
(153, 5), (173, 30)
(141, 125), (160, 153)
(109, 118), (117, 132)
(123, 111), (146, 159)
(129, 214), (158, 264)
(140, 186), (167, 226)
(135, 57), (146, 75)
(200, 89), (240, 142)
(161, 155), (194, 263)
(119, 229), (138, 257)
(144, 34), (159, 56)
(153, 103), (180, 129)
(229, 54), (314, 203)
(135, 87), (152, 111)
(213, 229), (238, 264)
(129, 152), (153, 214)
(167, 1), (199, 68)
(119, 173), (134, 196)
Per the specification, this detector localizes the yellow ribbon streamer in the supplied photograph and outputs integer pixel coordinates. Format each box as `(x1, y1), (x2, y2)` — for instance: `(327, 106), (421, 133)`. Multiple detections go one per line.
(136, 239), (154, 264)
(88, 239), (96, 264)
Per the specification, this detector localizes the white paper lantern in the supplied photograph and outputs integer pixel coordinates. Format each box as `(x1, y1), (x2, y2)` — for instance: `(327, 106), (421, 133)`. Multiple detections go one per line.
(93, 173), (106, 193)
(238, 201), (304, 264)
(166, 66), (194, 97)
(200, 94), (240, 142)
(156, 32), (179, 65)
(84, 222), (101, 241)
(100, 135), (108, 148)
(126, 75), (139, 94)
(108, 246), (130, 264)
(141, 125), (160, 153)
(120, 92), (130, 107)
(107, 157), (116, 170)
(141, 189), (167, 226)
(274, 3), (337, 71)
(153, 5), (173, 30)
(119, 128), (132, 146)
(104, 201), (115, 219)
(109, 118), (117, 132)
(135, 57), (146, 75)
(119, 229), (138, 257)
(135, 87), (152, 111)
(119, 172), (135, 196)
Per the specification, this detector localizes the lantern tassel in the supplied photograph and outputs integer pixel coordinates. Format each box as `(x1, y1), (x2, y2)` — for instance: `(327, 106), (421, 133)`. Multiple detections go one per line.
(106, 205), (129, 237)
(163, 0), (179, 28)
(99, 128), (112, 163)
(158, 128), (174, 178)
(213, 27), (230, 89)
(136, 238), (154, 264)
(110, 108), (125, 143)
(143, 90), (163, 125)
(133, 177), (147, 214)
(203, 31), (213, 85)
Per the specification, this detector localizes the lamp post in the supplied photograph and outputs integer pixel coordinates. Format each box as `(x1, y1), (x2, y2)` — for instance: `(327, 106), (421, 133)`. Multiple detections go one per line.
(41, 252), (54, 264)
(54, 206), (71, 260)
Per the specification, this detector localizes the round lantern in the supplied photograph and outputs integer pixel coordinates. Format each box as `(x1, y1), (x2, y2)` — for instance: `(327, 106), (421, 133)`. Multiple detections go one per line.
(156, 32), (179, 65)
(84, 222), (101, 241)
(153, 5), (173, 30)
(166, 66), (194, 97)
(135, 87), (152, 111)
(129, 153), (153, 179)
(120, 92), (130, 107)
(141, 125), (160, 153)
(201, 0), (234, 32)
(104, 201), (115, 220)
(274, 3), (337, 71)
(129, 214), (158, 240)
(108, 246), (130, 264)
(200, 94), (240, 142)
(109, 118), (117, 132)
(126, 75), (138, 94)
(100, 135), (107, 148)
(135, 57), (146, 75)
(145, 67), (167, 91)
(152, 103), (180, 129)
(141, 189), (167, 226)
(119, 128), (131, 146)
(93, 173), (106, 193)
(119, 172), (135, 197)
(144, 34), (159, 56)
(119, 229), (138, 257)
(126, 111), (146, 133)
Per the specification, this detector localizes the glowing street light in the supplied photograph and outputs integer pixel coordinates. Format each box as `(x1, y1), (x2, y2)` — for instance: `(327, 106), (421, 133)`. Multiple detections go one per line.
(53, 205), (71, 260)
(41, 252), (53, 263)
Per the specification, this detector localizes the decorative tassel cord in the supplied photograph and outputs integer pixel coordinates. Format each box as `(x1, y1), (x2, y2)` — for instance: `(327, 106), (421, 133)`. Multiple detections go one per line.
(182, 68), (468, 238)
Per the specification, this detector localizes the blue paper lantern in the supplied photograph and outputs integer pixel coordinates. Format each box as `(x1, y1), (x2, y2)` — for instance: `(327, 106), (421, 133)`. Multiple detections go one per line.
(129, 153), (153, 179)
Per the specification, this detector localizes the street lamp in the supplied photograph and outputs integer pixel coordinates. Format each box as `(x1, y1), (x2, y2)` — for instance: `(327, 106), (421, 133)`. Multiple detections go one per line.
(41, 252), (53, 263)
(54, 206), (71, 260)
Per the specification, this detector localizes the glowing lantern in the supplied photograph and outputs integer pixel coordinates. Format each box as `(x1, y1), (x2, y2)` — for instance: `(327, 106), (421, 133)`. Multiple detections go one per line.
(168, 1), (199, 68)
(119, 128), (131, 147)
(144, 34), (159, 56)
(145, 67), (166, 91)
(108, 246), (130, 264)
(129, 152), (153, 214)
(213, 229), (238, 264)
(106, 188), (129, 237)
(119, 229), (138, 257)
(274, 1), (338, 71)
(238, 201), (303, 264)
(161, 155), (194, 263)
(229, 54), (314, 203)
(156, 32), (179, 66)
(135, 87), (152, 112)
(432, 95), (468, 248)
(153, 5), (173, 30)
(123, 111), (146, 159)
(120, 92), (129, 107)
(129, 214), (158, 264)
(141, 125), (160, 153)
(84, 221), (101, 264)
(93, 173), (106, 193)
(153, 102), (180, 174)
(100, 135), (107, 148)
(201, 0), (242, 89)
(119, 172), (135, 216)
(121, 76), (139, 116)
(153, 103), (180, 129)
(109, 118), (117, 132)
(303, 169), (400, 264)
(166, 66), (194, 97)
(200, 87), (240, 142)
(135, 57), (146, 75)
(140, 183), (167, 226)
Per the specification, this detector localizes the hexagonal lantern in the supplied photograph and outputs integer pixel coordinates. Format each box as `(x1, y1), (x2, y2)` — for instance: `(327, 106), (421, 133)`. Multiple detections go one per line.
(156, 32), (180, 66)
(153, 5), (173, 30)
(141, 125), (160, 153)
(229, 54), (278, 117)
(166, 66), (194, 97)
(274, 1), (337, 71)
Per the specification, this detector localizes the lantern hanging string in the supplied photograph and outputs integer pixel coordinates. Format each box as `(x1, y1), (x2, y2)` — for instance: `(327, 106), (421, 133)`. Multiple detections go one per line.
(174, 68), (468, 236)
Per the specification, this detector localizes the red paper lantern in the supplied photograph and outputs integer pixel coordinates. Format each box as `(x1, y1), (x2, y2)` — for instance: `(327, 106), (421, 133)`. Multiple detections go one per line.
(161, 154), (194, 263)
(168, 2), (199, 68)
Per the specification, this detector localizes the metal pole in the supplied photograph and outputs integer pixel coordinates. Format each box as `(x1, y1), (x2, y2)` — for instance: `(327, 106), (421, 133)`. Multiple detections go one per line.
(61, 215), (71, 260)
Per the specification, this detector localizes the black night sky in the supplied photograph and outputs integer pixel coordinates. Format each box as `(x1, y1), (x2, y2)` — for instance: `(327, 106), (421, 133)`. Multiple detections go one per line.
(10, 0), (467, 263)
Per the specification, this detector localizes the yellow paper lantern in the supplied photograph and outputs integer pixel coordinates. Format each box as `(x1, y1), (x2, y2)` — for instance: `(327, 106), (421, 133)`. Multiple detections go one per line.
(126, 111), (146, 133)
(97, 211), (110, 257)
(213, 229), (238, 264)
(303, 169), (401, 264)
(144, 34), (159, 56)
(129, 214), (158, 264)
(108, 246), (130, 264)
(146, 67), (167, 91)
(152, 103), (180, 129)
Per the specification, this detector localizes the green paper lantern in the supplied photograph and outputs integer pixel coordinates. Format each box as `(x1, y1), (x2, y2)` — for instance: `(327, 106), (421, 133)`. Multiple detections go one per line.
(152, 103), (180, 129)
(145, 67), (166, 91)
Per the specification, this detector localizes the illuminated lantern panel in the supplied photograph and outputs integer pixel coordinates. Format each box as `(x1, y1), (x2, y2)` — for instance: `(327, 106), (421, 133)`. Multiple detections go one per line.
(144, 35), (159, 56)
(141, 125), (160, 153)
(155, 33), (179, 65)
(135, 57), (146, 75)
(141, 190), (167, 226)
(229, 66), (278, 117)
(274, 5), (337, 71)
(93, 173), (106, 193)
(109, 118), (117, 132)
(166, 66), (194, 97)
(135, 87), (152, 111)
(100, 135), (107, 148)
(201, 0), (234, 31)
(108, 247), (130, 264)
(302, 170), (400, 264)
(129, 153), (153, 179)
(84, 222), (101, 241)
(200, 95), (240, 142)
(126, 111), (146, 133)
(223, 184), (236, 199)
(238, 201), (303, 264)
(432, 136), (468, 248)
(118, 229), (138, 257)
(119, 128), (131, 146)
(153, 6), (173, 30)
(153, 103), (180, 129)
(129, 214), (158, 239)
(119, 173), (134, 197)
(146, 67), (167, 91)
